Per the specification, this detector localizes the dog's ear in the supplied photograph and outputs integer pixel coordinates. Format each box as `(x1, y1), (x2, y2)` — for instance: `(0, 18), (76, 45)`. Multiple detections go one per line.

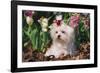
(48, 24), (55, 32)
(49, 23), (58, 30)
(53, 23), (58, 28)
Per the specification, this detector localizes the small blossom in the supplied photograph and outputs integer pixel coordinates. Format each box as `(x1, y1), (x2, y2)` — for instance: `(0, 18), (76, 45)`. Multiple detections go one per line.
(24, 10), (34, 26)
(38, 17), (48, 32)
(41, 18), (48, 28)
(69, 14), (80, 28)
(24, 10), (34, 17)
(26, 16), (33, 26)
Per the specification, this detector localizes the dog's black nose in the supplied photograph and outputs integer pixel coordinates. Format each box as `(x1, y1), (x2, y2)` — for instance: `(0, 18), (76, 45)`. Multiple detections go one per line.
(58, 35), (61, 38)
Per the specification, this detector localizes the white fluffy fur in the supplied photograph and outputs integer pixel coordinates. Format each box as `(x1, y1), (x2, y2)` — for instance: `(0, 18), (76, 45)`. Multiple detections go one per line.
(45, 21), (76, 58)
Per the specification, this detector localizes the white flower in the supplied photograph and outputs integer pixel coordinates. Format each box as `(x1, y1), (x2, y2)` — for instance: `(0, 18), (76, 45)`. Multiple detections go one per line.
(41, 18), (48, 27)
(42, 28), (48, 32)
(38, 17), (48, 32)
(26, 16), (33, 26)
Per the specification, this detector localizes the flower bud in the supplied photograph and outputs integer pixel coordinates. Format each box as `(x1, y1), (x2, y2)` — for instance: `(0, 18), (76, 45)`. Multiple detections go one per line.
(26, 16), (33, 26)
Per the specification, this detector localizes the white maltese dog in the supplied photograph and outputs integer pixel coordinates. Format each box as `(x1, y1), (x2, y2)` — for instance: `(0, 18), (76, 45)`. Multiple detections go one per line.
(45, 15), (77, 58)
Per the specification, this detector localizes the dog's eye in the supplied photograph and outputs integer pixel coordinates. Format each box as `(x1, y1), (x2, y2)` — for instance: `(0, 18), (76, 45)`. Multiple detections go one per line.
(55, 31), (58, 33)
(61, 31), (65, 33)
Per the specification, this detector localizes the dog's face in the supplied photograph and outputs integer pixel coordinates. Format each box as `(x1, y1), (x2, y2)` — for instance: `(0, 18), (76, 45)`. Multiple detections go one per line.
(52, 25), (68, 42)
(50, 21), (74, 43)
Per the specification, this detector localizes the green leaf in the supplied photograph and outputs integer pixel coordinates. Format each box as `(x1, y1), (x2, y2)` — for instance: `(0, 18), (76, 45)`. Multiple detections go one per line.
(30, 29), (38, 50)
(27, 26), (31, 34)
(80, 26), (85, 32)
(23, 29), (29, 37)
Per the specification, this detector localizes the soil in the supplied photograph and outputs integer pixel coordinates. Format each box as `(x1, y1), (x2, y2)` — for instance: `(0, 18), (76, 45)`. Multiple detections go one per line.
(22, 42), (90, 62)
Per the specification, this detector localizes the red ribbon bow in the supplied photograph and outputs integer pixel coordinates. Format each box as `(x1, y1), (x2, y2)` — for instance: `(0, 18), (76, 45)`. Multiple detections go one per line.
(53, 20), (62, 26)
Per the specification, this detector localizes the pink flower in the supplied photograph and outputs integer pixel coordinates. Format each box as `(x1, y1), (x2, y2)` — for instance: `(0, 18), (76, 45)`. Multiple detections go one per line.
(69, 15), (80, 28)
(24, 10), (34, 26)
(24, 10), (34, 17)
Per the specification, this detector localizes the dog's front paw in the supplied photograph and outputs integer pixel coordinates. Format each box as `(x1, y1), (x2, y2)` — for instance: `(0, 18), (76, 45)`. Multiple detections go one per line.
(59, 52), (67, 59)
(45, 52), (49, 57)
(45, 51), (59, 59)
